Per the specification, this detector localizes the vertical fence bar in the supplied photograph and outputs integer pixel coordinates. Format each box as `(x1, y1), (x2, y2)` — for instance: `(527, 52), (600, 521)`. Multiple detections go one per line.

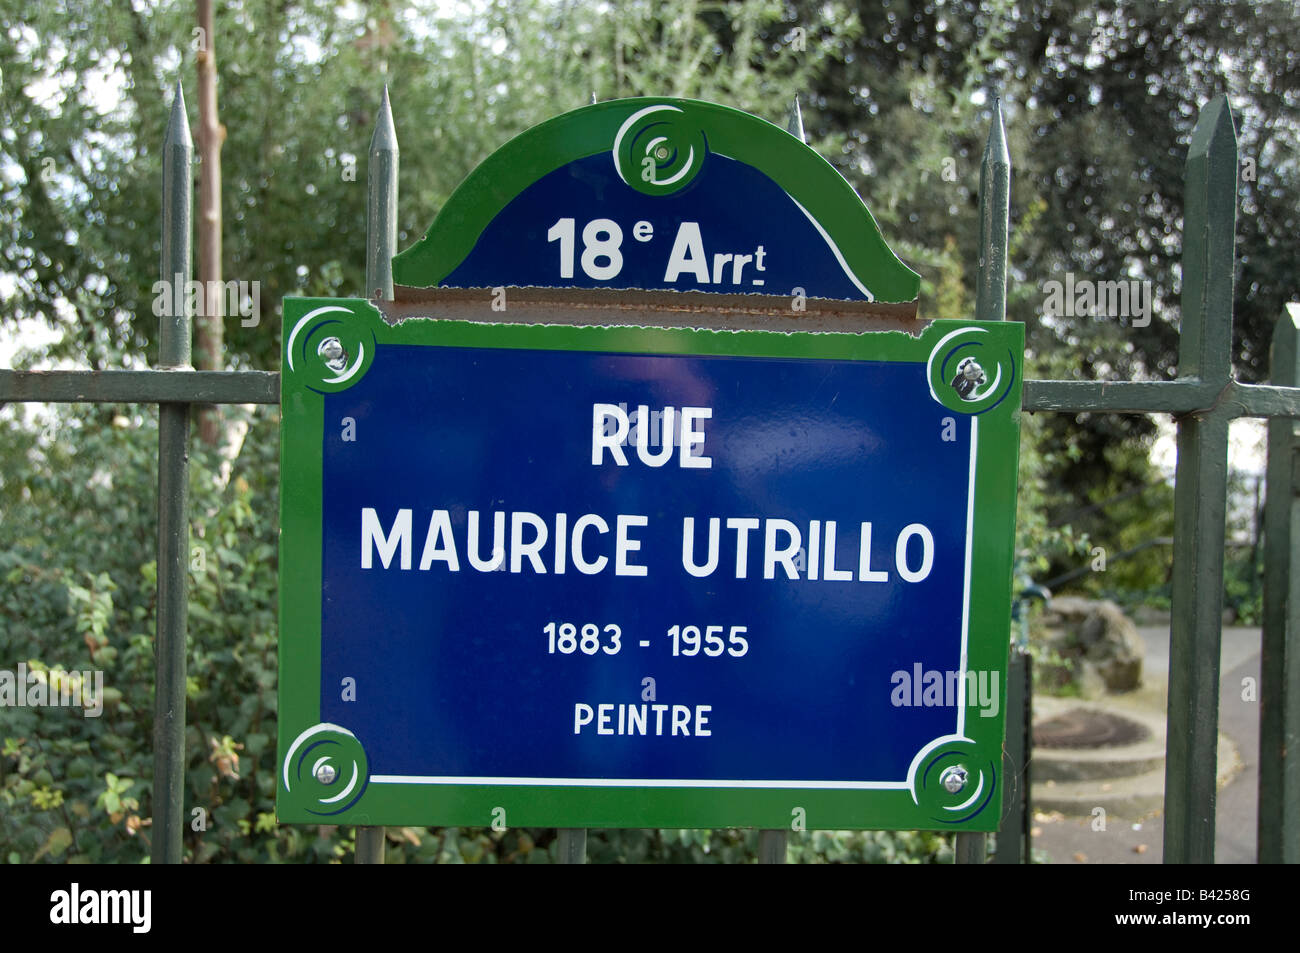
(1163, 95), (1237, 864)
(954, 832), (986, 864)
(957, 95), (1010, 866)
(152, 83), (194, 865)
(1259, 303), (1300, 863)
(758, 830), (788, 864)
(355, 86), (399, 866)
(556, 829), (587, 864)
(974, 98), (1010, 325)
(353, 824), (384, 865)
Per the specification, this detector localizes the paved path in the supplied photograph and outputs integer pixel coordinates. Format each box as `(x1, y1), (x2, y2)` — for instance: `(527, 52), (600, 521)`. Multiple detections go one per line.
(1030, 625), (1261, 864)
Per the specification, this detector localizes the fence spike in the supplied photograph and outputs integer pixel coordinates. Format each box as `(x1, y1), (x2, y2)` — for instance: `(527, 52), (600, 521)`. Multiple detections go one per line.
(371, 85), (397, 153)
(975, 97), (1010, 324)
(165, 81), (192, 148)
(786, 96), (806, 143)
(366, 85), (399, 303)
(1177, 94), (1238, 383)
(160, 82), (193, 367)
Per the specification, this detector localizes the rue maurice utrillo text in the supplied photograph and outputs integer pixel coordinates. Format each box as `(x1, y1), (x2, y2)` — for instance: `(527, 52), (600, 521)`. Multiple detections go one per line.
(354, 400), (943, 740)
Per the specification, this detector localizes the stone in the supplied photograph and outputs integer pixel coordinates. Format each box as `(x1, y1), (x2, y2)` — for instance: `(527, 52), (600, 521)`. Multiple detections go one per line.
(1074, 661), (1108, 699)
(1039, 597), (1143, 694)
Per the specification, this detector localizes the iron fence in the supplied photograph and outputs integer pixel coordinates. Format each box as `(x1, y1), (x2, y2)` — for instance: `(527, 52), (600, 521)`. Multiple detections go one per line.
(1, 82), (1297, 865)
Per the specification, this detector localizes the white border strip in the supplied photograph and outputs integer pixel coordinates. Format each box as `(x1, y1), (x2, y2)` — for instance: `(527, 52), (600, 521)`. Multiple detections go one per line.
(371, 775), (912, 789)
(709, 150), (877, 301)
(788, 196), (875, 301)
(956, 415), (978, 738)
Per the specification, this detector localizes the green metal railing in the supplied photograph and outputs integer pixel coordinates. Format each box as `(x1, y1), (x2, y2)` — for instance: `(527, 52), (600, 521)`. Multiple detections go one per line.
(152, 81), (194, 868)
(2, 83), (1298, 866)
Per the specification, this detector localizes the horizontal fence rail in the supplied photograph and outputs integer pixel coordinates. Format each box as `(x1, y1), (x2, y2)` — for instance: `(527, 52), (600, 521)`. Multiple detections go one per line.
(6, 369), (1299, 419)
(0, 368), (279, 405)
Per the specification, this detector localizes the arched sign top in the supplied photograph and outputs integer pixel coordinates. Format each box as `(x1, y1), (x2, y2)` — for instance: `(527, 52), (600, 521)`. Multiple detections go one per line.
(391, 97), (921, 303)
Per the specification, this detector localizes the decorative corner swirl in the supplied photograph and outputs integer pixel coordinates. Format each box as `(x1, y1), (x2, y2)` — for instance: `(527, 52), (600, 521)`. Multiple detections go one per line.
(286, 305), (376, 394)
(613, 104), (708, 196)
(281, 723), (369, 817)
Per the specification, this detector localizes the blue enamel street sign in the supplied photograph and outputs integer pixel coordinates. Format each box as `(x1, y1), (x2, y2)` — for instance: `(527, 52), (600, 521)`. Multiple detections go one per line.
(279, 98), (1020, 831)
(277, 303), (1024, 830)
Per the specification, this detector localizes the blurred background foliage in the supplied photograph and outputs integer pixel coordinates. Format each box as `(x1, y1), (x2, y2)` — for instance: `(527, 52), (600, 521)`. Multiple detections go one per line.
(2, 0), (1296, 861)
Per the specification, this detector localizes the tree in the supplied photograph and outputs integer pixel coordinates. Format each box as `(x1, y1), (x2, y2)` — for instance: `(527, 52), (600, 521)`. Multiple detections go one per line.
(778, 0), (1298, 577)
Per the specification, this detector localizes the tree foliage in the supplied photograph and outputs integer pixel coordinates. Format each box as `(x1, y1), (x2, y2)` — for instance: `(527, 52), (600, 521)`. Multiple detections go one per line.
(785, 0), (1298, 578)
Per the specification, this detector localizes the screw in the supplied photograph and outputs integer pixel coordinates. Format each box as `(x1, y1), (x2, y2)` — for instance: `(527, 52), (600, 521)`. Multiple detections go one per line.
(940, 765), (969, 794)
(315, 763), (337, 785)
(951, 357), (986, 400)
(317, 336), (347, 373)
(655, 146), (669, 160)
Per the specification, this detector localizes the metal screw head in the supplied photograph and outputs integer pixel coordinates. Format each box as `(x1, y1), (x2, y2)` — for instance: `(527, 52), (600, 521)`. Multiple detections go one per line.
(951, 357), (987, 400)
(940, 765), (969, 794)
(655, 146), (670, 160)
(315, 763), (337, 785)
(317, 336), (347, 372)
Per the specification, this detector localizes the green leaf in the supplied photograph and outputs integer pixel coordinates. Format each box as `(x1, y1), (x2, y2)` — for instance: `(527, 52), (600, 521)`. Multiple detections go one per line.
(34, 827), (73, 860)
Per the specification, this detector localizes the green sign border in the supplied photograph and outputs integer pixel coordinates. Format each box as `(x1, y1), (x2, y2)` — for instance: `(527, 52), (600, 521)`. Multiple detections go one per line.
(278, 298), (1022, 831)
(390, 98), (922, 303)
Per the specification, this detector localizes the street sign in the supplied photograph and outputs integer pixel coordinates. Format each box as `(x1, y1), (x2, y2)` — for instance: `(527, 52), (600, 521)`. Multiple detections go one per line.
(277, 299), (1023, 830)
(391, 97), (921, 303)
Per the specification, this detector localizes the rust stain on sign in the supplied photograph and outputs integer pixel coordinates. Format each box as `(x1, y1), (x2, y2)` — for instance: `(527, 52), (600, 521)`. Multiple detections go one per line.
(385, 285), (925, 336)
